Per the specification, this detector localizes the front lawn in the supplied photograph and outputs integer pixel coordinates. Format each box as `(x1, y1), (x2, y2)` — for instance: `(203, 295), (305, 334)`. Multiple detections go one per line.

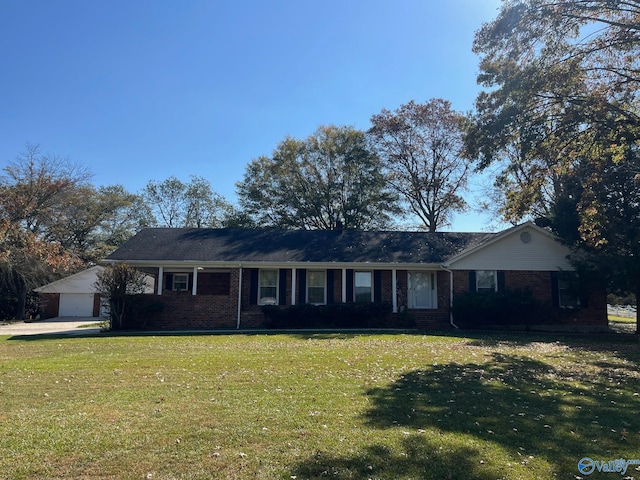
(1, 332), (639, 479)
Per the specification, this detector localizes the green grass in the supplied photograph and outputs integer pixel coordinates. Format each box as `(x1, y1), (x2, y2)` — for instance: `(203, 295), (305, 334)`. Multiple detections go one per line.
(1, 332), (640, 479)
(609, 314), (636, 323)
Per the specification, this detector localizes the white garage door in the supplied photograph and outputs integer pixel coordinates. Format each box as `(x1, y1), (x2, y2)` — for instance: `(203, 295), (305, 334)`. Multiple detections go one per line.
(59, 294), (94, 317)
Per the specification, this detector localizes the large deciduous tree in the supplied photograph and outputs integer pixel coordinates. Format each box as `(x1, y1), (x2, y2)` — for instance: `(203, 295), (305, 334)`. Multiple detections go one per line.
(469, 0), (640, 168)
(468, 0), (640, 329)
(368, 99), (471, 231)
(45, 184), (152, 263)
(237, 125), (400, 230)
(0, 145), (89, 319)
(143, 175), (234, 228)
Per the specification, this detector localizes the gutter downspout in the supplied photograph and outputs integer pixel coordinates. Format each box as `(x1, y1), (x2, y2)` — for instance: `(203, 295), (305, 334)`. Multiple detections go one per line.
(236, 263), (243, 330)
(442, 267), (458, 329)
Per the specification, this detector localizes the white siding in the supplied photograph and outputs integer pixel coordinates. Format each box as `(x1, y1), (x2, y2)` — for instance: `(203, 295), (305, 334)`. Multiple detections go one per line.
(448, 226), (574, 271)
(35, 266), (104, 294)
(35, 266), (155, 295)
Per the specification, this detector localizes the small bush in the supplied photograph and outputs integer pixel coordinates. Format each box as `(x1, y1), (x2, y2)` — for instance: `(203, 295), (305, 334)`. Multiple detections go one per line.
(607, 292), (636, 306)
(121, 295), (165, 330)
(0, 291), (39, 321)
(453, 289), (546, 329)
(262, 302), (395, 329)
(94, 263), (151, 330)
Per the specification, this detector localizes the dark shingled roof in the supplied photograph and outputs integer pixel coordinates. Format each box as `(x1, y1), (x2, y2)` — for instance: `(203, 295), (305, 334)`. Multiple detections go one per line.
(106, 228), (496, 265)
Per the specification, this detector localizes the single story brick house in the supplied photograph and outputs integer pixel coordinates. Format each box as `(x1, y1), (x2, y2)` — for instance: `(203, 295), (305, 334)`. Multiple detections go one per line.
(103, 222), (607, 331)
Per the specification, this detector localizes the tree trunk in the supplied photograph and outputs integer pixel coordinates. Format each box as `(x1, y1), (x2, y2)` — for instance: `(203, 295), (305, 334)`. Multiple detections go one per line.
(16, 284), (27, 320)
(636, 281), (640, 335)
(111, 299), (125, 330)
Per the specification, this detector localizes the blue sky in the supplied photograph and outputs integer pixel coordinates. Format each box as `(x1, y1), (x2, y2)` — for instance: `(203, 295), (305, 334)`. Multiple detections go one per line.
(0, 0), (504, 231)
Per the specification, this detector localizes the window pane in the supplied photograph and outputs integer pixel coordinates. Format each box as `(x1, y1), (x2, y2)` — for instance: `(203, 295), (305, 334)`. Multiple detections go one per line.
(558, 272), (580, 308)
(308, 271), (325, 287)
(260, 270), (278, 287)
(354, 271), (372, 302)
(259, 270), (278, 305)
(174, 274), (188, 291)
(308, 287), (325, 304)
(476, 270), (496, 292)
(307, 271), (325, 305)
(260, 287), (277, 303)
(355, 288), (372, 303)
(355, 271), (372, 288)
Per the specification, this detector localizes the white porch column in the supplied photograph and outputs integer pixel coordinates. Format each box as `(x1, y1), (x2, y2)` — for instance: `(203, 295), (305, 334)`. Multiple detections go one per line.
(392, 268), (398, 313)
(157, 266), (164, 296)
(341, 268), (347, 303)
(291, 268), (297, 306)
(192, 267), (198, 295)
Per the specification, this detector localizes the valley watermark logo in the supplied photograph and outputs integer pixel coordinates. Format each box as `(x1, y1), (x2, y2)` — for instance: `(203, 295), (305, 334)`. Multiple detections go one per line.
(578, 457), (640, 476)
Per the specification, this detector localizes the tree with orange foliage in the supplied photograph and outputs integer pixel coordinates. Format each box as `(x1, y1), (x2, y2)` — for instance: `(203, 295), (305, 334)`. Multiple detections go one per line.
(0, 144), (89, 319)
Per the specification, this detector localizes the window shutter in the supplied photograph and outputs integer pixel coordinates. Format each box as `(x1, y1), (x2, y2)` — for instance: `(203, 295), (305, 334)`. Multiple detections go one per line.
(497, 271), (505, 292)
(327, 270), (335, 304)
(279, 269), (287, 305)
(188, 274), (194, 292)
(298, 269), (307, 304)
(580, 291), (589, 308)
(579, 277), (589, 308)
(374, 270), (382, 303)
(550, 271), (559, 307)
(346, 269), (354, 302)
(468, 271), (476, 292)
(249, 269), (259, 305)
(166, 274), (173, 291)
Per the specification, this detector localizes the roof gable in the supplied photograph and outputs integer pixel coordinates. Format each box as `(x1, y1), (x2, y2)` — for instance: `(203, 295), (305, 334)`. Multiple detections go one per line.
(34, 266), (104, 293)
(445, 222), (574, 271)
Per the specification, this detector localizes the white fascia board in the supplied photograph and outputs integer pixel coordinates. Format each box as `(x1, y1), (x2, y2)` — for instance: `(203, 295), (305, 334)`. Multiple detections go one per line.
(104, 259), (444, 270)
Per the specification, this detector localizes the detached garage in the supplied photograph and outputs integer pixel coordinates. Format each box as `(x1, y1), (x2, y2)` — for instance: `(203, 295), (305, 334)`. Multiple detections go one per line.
(34, 266), (104, 318)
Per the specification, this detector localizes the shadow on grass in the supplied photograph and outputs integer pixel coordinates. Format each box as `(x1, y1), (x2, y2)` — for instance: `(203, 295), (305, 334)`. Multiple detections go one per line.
(365, 353), (640, 477)
(292, 349), (640, 479)
(5, 331), (105, 341)
(290, 435), (502, 480)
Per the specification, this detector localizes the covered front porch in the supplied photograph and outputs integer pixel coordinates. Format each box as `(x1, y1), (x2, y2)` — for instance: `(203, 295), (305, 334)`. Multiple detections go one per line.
(131, 263), (453, 330)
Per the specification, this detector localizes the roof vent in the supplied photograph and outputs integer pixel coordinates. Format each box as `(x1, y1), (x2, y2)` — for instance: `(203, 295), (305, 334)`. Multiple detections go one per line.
(520, 231), (532, 244)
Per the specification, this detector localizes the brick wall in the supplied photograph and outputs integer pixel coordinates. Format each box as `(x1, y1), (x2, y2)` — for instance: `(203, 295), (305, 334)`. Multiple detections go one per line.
(137, 267), (606, 330)
(141, 270), (240, 330)
(452, 269), (607, 327)
(39, 293), (60, 319)
(92, 293), (101, 317)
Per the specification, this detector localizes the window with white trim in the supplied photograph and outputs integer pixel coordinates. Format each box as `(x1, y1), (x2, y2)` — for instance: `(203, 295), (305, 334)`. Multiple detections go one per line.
(354, 271), (373, 303)
(307, 270), (326, 305)
(173, 274), (189, 292)
(259, 269), (278, 305)
(476, 270), (497, 293)
(408, 271), (437, 309)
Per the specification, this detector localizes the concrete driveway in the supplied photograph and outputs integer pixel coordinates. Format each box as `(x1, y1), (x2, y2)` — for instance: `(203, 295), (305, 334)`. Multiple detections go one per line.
(0, 317), (103, 336)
